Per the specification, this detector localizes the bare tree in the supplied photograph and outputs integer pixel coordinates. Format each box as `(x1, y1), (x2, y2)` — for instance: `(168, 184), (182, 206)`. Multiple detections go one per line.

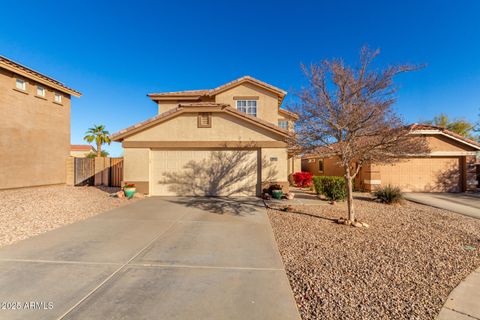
(292, 47), (429, 223)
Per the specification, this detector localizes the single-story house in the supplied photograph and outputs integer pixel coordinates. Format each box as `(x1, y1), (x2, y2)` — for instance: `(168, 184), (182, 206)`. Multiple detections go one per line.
(0, 56), (81, 189)
(302, 124), (480, 192)
(70, 144), (96, 157)
(111, 76), (301, 196)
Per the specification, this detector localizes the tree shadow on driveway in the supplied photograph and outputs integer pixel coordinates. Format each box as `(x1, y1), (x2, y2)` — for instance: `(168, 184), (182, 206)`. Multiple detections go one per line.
(167, 197), (265, 216)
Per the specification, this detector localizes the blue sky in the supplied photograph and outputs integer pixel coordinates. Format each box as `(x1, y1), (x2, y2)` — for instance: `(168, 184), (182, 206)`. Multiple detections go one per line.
(1, 0), (479, 156)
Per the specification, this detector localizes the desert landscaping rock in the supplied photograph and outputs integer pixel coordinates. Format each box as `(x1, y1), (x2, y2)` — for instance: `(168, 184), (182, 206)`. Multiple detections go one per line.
(267, 198), (480, 320)
(0, 185), (137, 247)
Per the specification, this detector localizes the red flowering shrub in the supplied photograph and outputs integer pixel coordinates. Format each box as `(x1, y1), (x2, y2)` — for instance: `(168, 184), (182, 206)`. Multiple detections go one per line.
(292, 171), (313, 187)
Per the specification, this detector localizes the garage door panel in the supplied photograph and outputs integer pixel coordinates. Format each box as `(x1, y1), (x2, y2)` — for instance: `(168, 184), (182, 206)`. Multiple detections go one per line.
(151, 150), (258, 196)
(378, 157), (461, 192)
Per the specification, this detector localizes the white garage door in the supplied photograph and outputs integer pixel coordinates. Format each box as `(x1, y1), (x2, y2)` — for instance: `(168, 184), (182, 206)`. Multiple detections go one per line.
(150, 150), (259, 196)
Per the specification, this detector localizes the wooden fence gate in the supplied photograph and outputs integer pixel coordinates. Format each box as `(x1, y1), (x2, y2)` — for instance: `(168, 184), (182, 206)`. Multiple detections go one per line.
(109, 158), (124, 187)
(67, 157), (124, 187)
(74, 158), (95, 186)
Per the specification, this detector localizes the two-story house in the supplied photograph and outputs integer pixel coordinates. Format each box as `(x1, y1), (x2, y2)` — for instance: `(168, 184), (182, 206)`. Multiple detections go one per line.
(111, 76), (299, 196)
(0, 56), (81, 189)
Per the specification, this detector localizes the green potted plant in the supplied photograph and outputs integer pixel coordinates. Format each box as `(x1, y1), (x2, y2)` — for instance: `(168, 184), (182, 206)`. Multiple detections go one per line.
(269, 184), (283, 200)
(123, 183), (136, 199)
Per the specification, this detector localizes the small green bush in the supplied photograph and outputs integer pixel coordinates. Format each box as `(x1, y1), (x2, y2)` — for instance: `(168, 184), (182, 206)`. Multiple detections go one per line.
(313, 176), (347, 201)
(374, 185), (403, 204)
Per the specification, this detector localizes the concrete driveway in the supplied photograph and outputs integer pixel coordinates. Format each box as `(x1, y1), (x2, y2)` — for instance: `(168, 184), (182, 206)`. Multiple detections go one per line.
(0, 197), (300, 320)
(405, 193), (480, 219)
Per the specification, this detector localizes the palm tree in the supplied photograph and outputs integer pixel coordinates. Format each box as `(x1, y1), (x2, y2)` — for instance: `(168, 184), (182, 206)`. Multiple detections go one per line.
(83, 125), (111, 157)
(86, 150), (109, 158)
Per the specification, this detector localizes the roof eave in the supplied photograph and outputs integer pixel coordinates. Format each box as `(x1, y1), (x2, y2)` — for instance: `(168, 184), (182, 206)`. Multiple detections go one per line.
(208, 76), (287, 99)
(0, 58), (81, 97)
(111, 104), (290, 142)
(410, 129), (480, 150)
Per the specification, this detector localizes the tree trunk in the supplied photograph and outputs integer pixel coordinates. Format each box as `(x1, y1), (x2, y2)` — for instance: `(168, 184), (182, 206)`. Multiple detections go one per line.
(97, 142), (102, 157)
(344, 166), (355, 222)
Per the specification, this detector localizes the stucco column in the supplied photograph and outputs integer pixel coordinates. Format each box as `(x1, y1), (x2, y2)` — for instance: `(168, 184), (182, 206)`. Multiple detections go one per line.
(464, 155), (478, 192)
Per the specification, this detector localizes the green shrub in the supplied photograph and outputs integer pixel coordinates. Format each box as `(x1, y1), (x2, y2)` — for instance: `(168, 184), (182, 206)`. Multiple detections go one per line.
(374, 185), (403, 204)
(313, 176), (347, 201)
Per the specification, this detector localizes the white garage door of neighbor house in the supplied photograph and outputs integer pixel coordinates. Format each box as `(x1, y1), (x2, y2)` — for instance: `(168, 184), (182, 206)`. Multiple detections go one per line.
(150, 150), (259, 196)
(377, 157), (461, 192)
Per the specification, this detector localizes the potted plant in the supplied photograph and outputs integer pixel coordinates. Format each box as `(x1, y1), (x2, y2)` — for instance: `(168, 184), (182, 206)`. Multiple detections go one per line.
(269, 184), (283, 200)
(123, 183), (136, 199)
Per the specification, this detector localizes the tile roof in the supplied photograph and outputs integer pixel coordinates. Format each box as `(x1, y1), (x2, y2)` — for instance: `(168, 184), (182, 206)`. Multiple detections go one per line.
(111, 107), (182, 140)
(302, 123), (480, 159)
(208, 76), (287, 96)
(111, 102), (290, 141)
(279, 108), (299, 120)
(148, 89), (209, 97)
(222, 105), (290, 136)
(147, 76), (287, 106)
(179, 102), (229, 108)
(71, 144), (95, 151)
(0, 55), (81, 97)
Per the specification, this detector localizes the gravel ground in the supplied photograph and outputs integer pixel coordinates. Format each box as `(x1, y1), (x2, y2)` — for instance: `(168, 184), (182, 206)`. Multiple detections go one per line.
(0, 185), (137, 247)
(267, 196), (480, 320)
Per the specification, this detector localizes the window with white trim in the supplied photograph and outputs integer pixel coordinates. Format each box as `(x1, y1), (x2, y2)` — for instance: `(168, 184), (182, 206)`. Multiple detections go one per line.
(278, 120), (288, 130)
(16, 78), (26, 91)
(54, 92), (62, 103)
(236, 100), (257, 117)
(36, 85), (45, 97)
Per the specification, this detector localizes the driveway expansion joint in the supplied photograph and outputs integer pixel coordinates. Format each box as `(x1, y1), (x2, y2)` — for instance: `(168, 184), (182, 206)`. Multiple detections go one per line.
(127, 262), (285, 271)
(0, 197), (300, 320)
(56, 210), (191, 320)
(0, 258), (122, 266)
(444, 307), (480, 320)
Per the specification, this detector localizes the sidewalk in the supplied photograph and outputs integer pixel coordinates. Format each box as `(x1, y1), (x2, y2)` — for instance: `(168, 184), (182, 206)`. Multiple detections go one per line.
(404, 193), (480, 220)
(437, 267), (480, 320)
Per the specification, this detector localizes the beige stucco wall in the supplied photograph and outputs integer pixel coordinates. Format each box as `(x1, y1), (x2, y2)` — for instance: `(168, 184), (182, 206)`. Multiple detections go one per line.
(302, 156), (345, 177)
(301, 135), (477, 192)
(287, 156), (302, 175)
(425, 135), (477, 152)
(125, 113), (282, 142)
(0, 68), (71, 189)
(157, 101), (178, 114)
(157, 96), (215, 114)
(123, 148), (149, 182)
(261, 148), (288, 183)
(121, 111), (290, 195)
(215, 83), (280, 124)
(154, 82), (291, 131)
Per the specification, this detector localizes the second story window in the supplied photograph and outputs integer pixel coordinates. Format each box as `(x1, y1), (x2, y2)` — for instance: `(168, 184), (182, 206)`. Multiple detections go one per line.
(36, 86), (45, 97)
(54, 92), (62, 103)
(236, 100), (257, 117)
(16, 78), (26, 91)
(278, 120), (289, 130)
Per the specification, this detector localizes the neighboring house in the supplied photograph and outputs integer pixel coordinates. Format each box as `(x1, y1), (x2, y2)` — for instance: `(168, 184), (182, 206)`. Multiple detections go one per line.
(70, 144), (96, 157)
(111, 76), (299, 196)
(0, 56), (81, 189)
(302, 124), (480, 192)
